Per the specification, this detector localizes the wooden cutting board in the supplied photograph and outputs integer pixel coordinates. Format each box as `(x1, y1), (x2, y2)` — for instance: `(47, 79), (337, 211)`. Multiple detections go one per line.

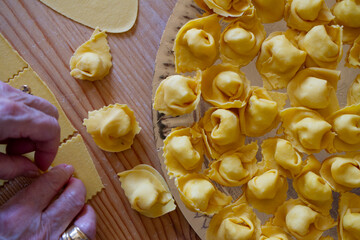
(0, 0), (200, 239)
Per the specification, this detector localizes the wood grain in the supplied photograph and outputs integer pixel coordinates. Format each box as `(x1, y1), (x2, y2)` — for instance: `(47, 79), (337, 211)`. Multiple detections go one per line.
(0, 0), (200, 239)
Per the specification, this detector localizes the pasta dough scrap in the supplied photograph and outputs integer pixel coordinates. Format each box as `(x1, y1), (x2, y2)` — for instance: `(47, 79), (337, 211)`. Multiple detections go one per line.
(207, 195), (261, 240)
(201, 0), (255, 18)
(338, 192), (360, 240)
(200, 107), (245, 159)
(252, 0), (285, 23)
(260, 137), (303, 178)
(175, 173), (232, 215)
(70, 28), (112, 81)
(320, 153), (360, 192)
(220, 17), (266, 66)
(293, 155), (333, 214)
(346, 34), (360, 68)
(39, 0), (138, 33)
(279, 107), (335, 154)
(347, 74), (360, 106)
(206, 141), (258, 187)
(256, 32), (306, 90)
(163, 125), (204, 178)
(118, 164), (176, 218)
(298, 25), (343, 69)
(154, 71), (201, 116)
(173, 14), (220, 73)
(260, 222), (291, 240)
(287, 67), (340, 118)
(284, 0), (334, 31)
(270, 199), (336, 240)
(83, 103), (141, 152)
(201, 64), (250, 108)
(239, 87), (287, 137)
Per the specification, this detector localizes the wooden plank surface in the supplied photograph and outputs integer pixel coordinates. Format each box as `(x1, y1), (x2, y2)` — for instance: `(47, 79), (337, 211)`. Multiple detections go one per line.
(0, 0), (200, 239)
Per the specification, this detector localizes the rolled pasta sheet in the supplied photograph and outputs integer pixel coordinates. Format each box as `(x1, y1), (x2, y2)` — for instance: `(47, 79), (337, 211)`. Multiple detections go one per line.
(320, 153), (360, 192)
(256, 32), (306, 90)
(298, 25), (343, 69)
(175, 173), (232, 215)
(284, 0), (334, 32)
(287, 67), (340, 118)
(346, 35), (360, 68)
(220, 17), (266, 66)
(347, 74), (360, 106)
(173, 14), (220, 73)
(270, 199), (336, 240)
(252, 0), (285, 23)
(205, 141), (258, 187)
(118, 164), (176, 218)
(293, 155), (333, 214)
(327, 104), (360, 152)
(332, 0), (360, 44)
(83, 104), (141, 152)
(200, 0), (255, 18)
(201, 64), (251, 108)
(163, 125), (204, 179)
(279, 107), (335, 154)
(239, 87), (287, 137)
(338, 192), (360, 240)
(260, 137), (303, 179)
(207, 195), (261, 240)
(260, 222), (292, 240)
(153, 71), (201, 116)
(200, 107), (245, 159)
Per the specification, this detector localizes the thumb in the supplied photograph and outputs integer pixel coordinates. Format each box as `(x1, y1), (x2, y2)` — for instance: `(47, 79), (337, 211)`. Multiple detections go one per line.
(0, 153), (40, 180)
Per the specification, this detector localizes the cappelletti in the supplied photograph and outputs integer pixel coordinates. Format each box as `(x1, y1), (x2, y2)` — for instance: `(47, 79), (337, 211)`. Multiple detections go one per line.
(346, 34), (360, 68)
(252, 0), (285, 23)
(199, 0), (255, 18)
(347, 74), (360, 105)
(338, 192), (360, 240)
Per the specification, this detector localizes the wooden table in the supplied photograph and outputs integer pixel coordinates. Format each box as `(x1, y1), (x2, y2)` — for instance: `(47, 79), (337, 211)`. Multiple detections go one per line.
(0, 0), (200, 239)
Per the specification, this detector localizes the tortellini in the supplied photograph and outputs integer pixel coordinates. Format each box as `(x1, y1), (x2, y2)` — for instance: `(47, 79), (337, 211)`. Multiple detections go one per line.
(338, 192), (360, 240)
(298, 25), (343, 69)
(244, 169), (288, 214)
(284, 0), (334, 32)
(163, 125), (204, 178)
(293, 156), (333, 214)
(201, 64), (251, 108)
(173, 14), (220, 73)
(270, 199), (336, 240)
(261, 137), (303, 178)
(346, 35), (360, 68)
(220, 18), (266, 66)
(347, 74), (360, 105)
(320, 153), (360, 192)
(83, 104), (141, 152)
(175, 173), (232, 215)
(206, 141), (258, 186)
(287, 67), (340, 117)
(279, 107), (335, 154)
(239, 87), (287, 137)
(118, 164), (176, 218)
(200, 0), (255, 18)
(332, 0), (360, 44)
(256, 32), (306, 90)
(200, 107), (245, 159)
(207, 196), (261, 240)
(252, 0), (285, 23)
(153, 71), (201, 116)
(260, 223), (291, 240)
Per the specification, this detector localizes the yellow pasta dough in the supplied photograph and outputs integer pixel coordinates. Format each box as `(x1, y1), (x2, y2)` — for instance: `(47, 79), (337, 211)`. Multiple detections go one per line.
(207, 195), (261, 240)
(201, 64), (250, 108)
(284, 0), (334, 31)
(252, 0), (285, 23)
(118, 164), (176, 218)
(298, 25), (343, 69)
(83, 103), (141, 152)
(338, 192), (360, 240)
(175, 173), (232, 215)
(287, 67), (340, 117)
(200, 107), (245, 159)
(206, 141), (258, 187)
(220, 17), (266, 66)
(260, 223), (291, 240)
(270, 199), (336, 240)
(70, 28), (112, 81)
(173, 14), (220, 73)
(279, 107), (335, 154)
(201, 0), (255, 18)
(163, 125), (204, 178)
(346, 34), (360, 68)
(153, 71), (201, 116)
(239, 87), (287, 137)
(293, 155), (333, 214)
(256, 32), (306, 90)
(347, 74), (360, 106)
(320, 153), (360, 192)
(260, 137), (303, 178)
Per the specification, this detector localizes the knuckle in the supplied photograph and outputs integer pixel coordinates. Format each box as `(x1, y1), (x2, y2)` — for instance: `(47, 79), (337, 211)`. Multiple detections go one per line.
(0, 100), (25, 116)
(64, 188), (85, 210)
